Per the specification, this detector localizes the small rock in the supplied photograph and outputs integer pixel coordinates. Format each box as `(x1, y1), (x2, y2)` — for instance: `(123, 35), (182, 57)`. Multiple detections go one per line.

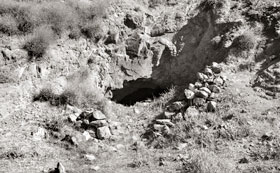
(162, 125), (171, 135)
(220, 75), (227, 82)
(155, 119), (175, 127)
(184, 89), (195, 99)
(195, 82), (203, 88)
(91, 110), (106, 121)
(57, 162), (66, 173)
(83, 131), (92, 141)
(153, 124), (165, 131)
(209, 85), (221, 93)
(193, 97), (205, 107)
(32, 127), (46, 141)
(208, 93), (217, 100)
(185, 106), (199, 117)
(159, 157), (165, 166)
(134, 108), (140, 114)
(97, 126), (111, 139)
(211, 62), (222, 74)
(75, 120), (83, 128)
(188, 83), (196, 91)
(90, 120), (108, 128)
(83, 119), (90, 124)
(90, 166), (100, 171)
(204, 67), (213, 76)
(68, 114), (77, 122)
(65, 105), (82, 114)
(196, 90), (209, 98)
(85, 154), (96, 161)
(1, 49), (12, 59)
(197, 72), (208, 81)
(200, 87), (211, 95)
(214, 77), (224, 86)
(167, 101), (184, 112)
(261, 132), (273, 141)
(207, 101), (217, 112)
(172, 112), (183, 122)
(116, 144), (125, 150)
(175, 143), (188, 150)
(238, 157), (249, 164)
(163, 111), (175, 119)
(201, 125), (208, 130)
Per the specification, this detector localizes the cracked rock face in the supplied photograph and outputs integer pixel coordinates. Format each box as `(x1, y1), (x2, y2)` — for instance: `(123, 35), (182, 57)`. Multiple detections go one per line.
(151, 11), (231, 87)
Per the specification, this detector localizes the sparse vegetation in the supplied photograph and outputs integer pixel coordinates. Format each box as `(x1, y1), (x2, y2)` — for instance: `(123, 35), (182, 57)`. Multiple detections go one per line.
(182, 149), (235, 173)
(0, 0), (110, 59)
(233, 31), (257, 51)
(23, 26), (54, 60)
(200, 0), (225, 11)
(0, 14), (18, 35)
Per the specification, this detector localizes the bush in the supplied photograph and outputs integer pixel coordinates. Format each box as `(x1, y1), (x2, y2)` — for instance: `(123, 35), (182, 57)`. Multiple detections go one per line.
(33, 88), (56, 102)
(23, 26), (54, 59)
(0, 1), (36, 33)
(233, 31), (256, 51)
(38, 2), (79, 36)
(0, 14), (18, 35)
(200, 0), (225, 11)
(0, 0), (110, 39)
(182, 149), (235, 173)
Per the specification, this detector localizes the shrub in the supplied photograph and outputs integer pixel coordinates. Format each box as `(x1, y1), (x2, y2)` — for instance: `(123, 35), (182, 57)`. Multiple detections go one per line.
(0, 0), (110, 39)
(38, 2), (79, 36)
(33, 88), (56, 102)
(200, 0), (225, 11)
(182, 149), (235, 173)
(233, 31), (256, 51)
(23, 26), (54, 59)
(0, 1), (36, 34)
(81, 20), (106, 41)
(0, 14), (18, 35)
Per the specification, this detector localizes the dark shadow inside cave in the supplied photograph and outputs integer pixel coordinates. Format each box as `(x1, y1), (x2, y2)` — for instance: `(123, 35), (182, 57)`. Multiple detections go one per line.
(112, 79), (167, 106)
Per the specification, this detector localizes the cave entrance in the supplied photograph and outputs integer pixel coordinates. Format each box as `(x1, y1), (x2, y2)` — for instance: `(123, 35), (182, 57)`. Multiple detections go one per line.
(112, 79), (167, 106)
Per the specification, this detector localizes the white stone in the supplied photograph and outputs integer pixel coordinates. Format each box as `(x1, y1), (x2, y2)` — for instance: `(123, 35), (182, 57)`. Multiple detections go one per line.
(97, 126), (111, 139)
(68, 114), (77, 122)
(188, 83), (196, 91)
(57, 162), (66, 173)
(184, 89), (195, 99)
(207, 101), (217, 112)
(155, 119), (175, 127)
(200, 87), (211, 95)
(164, 111), (175, 119)
(90, 166), (100, 171)
(85, 154), (96, 161)
(196, 90), (209, 98)
(204, 67), (213, 76)
(92, 110), (106, 120)
(83, 131), (92, 141)
(33, 127), (46, 141)
(214, 77), (224, 86)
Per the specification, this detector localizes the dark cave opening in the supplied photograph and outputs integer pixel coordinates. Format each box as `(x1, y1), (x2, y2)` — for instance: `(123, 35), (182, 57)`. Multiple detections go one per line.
(112, 79), (167, 106)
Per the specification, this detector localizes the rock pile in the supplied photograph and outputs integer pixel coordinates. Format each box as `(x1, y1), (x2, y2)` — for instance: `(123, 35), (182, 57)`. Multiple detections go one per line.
(184, 62), (226, 112)
(153, 62), (226, 132)
(67, 108), (112, 140)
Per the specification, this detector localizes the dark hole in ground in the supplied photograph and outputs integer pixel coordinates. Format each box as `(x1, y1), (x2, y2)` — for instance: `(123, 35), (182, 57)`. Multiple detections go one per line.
(112, 79), (167, 106)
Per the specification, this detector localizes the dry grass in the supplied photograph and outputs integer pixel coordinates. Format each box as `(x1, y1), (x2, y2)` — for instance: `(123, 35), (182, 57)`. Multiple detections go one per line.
(0, 0), (110, 41)
(182, 149), (235, 173)
(23, 26), (54, 60)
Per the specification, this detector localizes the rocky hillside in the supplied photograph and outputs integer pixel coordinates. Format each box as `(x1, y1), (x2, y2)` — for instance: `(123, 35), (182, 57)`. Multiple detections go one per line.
(0, 0), (280, 172)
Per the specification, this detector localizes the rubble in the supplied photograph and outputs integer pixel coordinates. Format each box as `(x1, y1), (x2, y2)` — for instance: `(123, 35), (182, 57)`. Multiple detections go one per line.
(151, 62), (226, 136)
